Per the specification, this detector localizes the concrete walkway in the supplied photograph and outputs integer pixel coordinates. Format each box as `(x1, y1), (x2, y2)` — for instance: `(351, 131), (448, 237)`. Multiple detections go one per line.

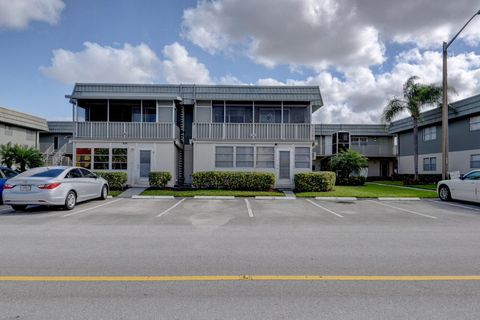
(282, 190), (296, 199)
(118, 187), (147, 198)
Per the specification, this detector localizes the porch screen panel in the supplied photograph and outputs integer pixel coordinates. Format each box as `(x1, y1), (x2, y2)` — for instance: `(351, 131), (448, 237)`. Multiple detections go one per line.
(112, 148), (128, 170)
(295, 147), (310, 168)
(76, 148), (92, 169)
(93, 148), (109, 170)
(256, 146), (274, 168)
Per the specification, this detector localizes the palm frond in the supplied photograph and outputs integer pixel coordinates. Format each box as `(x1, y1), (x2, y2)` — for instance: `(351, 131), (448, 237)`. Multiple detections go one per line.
(382, 98), (406, 123)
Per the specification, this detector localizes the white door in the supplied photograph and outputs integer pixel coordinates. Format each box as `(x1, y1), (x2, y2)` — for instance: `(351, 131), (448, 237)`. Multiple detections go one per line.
(277, 149), (292, 185)
(137, 150), (152, 186)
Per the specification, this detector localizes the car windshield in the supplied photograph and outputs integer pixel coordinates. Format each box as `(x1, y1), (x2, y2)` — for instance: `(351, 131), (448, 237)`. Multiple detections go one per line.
(28, 169), (65, 178)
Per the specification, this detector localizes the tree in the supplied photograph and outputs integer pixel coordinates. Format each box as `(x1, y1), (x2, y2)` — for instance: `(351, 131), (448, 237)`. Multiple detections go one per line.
(0, 143), (43, 172)
(383, 76), (443, 180)
(329, 149), (368, 179)
(0, 142), (16, 168)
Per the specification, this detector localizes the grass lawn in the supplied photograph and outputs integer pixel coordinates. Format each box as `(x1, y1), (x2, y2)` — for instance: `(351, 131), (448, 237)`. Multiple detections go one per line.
(108, 190), (123, 197)
(372, 180), (437, 191)
(295, 183), (437, 198)
(141, 189), (285, 197)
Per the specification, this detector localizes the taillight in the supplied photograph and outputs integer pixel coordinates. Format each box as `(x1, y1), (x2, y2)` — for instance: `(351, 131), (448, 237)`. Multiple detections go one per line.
(38, 182), (62, 190)
(3, 183), (14, 190)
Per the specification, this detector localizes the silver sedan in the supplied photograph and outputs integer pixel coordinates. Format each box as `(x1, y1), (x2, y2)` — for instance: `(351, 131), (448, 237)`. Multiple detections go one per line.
(3, 166), (109, 211)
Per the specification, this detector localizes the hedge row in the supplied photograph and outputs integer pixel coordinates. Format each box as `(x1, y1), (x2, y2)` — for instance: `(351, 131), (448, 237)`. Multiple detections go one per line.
(294, 172), (336, 192)
(392, 174), (442, 185)
(94, 171), (128, 191)
(336, 176), (366, 186)
(192, 171), (275, 191)
(149, 171), (172, 188)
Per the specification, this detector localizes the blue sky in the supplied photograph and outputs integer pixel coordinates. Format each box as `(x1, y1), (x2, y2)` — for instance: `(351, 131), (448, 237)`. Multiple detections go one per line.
(0, 0), (479, 123)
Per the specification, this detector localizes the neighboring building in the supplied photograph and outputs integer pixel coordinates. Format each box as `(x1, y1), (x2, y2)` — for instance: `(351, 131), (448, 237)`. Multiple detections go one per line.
(39, 121), (74, 166)
(0, 106), (48, 148)
(66, 83), (323, 188)
(313, 124), (396, 177)
(389, 93), (480, 175)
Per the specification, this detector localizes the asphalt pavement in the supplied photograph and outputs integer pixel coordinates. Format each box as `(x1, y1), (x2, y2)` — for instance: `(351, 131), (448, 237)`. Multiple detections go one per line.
(0, 198), (479, 319)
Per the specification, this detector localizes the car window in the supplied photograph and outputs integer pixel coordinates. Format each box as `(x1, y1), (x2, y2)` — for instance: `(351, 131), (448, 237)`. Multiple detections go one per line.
(464, 171), (480, 180)
(1, 168), (18, 179)
(65, 169), (82, 179)
(80, 168), (96, 178)
(30, 169), (65, 178)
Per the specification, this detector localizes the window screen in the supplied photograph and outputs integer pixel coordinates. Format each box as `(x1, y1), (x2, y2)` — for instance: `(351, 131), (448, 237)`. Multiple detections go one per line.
(236, 147), (254, 167)
(215, 146), (234, 167)
(295, 147), (311, 168)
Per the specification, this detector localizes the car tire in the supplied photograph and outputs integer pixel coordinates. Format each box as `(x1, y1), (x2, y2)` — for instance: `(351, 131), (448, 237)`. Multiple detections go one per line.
(64, 191), (77, 210)
(438, 185), (452, 201)
(11, 205), (27, 211)
(99, 185), (108, 200)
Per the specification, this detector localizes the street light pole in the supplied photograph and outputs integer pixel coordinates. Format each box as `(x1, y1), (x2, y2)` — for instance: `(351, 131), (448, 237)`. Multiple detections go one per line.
(441, 9), (480, 180)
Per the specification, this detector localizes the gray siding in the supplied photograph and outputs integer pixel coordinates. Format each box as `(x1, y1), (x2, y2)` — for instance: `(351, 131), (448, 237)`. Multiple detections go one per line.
(397, 117), (480, 156)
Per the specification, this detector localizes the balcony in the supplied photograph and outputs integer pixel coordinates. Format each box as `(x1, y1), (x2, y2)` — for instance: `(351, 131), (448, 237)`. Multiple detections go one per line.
(350, 144), (397, 157)
(74, 122), (177, 140)
(192, 123), (314, 141)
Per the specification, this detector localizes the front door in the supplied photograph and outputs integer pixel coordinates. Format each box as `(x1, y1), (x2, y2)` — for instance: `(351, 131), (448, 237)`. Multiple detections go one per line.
(380, 160), (389, 177)
(278, 150), (291, 185)
(137, 150), (151, 185)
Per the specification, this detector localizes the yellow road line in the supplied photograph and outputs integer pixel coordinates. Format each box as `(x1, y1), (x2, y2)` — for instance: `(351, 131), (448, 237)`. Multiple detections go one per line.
(0, 275), (480, 282)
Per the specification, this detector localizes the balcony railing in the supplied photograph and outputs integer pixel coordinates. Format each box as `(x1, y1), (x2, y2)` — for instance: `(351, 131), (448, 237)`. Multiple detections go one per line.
(193, 123), (314, 141)
(350, 144), (396, 157)
(75, 122), (176, 140)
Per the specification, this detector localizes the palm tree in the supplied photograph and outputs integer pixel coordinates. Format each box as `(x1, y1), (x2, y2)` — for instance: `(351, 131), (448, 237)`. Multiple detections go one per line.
(0, 142), (16, 168)
(383, 76), (443, 180)
(12, 145), (43, 172)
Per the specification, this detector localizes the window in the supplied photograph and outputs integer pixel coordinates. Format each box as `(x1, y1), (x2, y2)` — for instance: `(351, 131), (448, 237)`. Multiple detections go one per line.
(143, 100), (156, 122)
(30, 169), (65, 178)
(93, 148), (109, 170)
(215, 146), (234, 167)
(423, 157), (436, 171)
(464, 171), (480, 180)
(470, 115), (480, 131)
(65, 168), (82, 179)
(76, 148), (92, 169)
(295, 147), (311, 168)
(351, 137), (368, 145)
(79, 168), (96, 178)
(112, 148), (128, 170)
(1, 168), (17, 179)
(423, 126), (436, 141)
(212, 103), (224, 123)
(236, 147), (254, 168)
(225, 106), (252, 123)
(256, 146), (274, 168)
(471, 154), (480, 169)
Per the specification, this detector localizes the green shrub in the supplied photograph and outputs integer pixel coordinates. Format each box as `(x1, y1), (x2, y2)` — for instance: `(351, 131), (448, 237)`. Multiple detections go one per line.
(149, 171), (172, 188)
(329, 150), (368, 179)
(294, 172), (336, 192)
(94, 171), (128, 191)
(336, 176), (366, 186)
(192, 171), (275, 191)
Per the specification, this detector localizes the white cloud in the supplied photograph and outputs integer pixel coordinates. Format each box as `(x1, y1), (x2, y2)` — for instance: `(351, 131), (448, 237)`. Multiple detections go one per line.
(182, 0), (480, 69)
(41, 42), (162, 84)
(0, 0), (65, 29)
(259, 49), (480, 124)
(162, 42), (212, 84)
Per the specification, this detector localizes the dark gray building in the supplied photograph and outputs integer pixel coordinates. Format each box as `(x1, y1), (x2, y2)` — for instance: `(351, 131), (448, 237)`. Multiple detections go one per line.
(389, 93), (480, 175)
(39, 121), (74, 166)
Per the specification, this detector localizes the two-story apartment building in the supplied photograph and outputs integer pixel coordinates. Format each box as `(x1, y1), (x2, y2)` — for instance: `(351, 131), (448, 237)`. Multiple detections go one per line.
(66, 84), (323, 188)
(389, 93), (480, 175)
(0, 106), (49, 148)
(39, 121), (74, 166)
(313, 124), (396, 177)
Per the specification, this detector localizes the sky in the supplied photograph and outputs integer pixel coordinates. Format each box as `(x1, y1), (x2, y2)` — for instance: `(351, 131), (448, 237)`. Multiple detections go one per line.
(0, 0), (479, 124)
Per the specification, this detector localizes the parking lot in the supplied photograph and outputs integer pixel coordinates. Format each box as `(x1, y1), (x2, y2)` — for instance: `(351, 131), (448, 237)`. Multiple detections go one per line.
(1, 198), (480, 319)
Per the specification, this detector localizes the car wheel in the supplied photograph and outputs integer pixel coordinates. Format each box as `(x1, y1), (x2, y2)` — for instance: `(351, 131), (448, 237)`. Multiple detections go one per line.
(11, 205), (27, 211)
(438, 185), (451, 201)
(64, 191), (77, 210)
(99, 185), (108, 200)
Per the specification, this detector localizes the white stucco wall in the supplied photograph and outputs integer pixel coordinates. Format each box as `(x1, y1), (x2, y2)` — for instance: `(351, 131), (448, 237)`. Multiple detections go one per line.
(74, 141), (177, 187)
(193, 141), (312, 187)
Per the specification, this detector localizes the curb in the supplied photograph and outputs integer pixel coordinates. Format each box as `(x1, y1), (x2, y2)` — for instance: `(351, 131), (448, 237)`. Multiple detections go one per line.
(377, 197), (421, 201)
(194, 196), (235, 200)
(131, 195), (175, 199)
(255, 196), (289, 200)
(107, 195), (113, 199)
(315, 197), (357, 201)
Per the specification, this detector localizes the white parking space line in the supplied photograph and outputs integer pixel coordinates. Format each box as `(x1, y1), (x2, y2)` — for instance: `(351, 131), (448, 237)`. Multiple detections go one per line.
(367, 200), (437, 219)
(305, 199), (344, 218)
(426, 199), (480, 212)
(244, 199), (254, 218)
(62, 199), (123, 217)
(156, 198), (186, 218)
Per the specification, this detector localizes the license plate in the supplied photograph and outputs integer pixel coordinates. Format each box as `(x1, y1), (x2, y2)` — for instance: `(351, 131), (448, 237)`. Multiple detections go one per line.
(20, 185), (31, 192)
